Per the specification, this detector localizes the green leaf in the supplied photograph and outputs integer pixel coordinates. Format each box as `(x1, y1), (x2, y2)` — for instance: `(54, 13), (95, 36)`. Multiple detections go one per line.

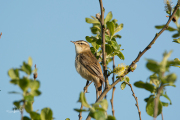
(8, 69), (19, 79)
(74, 109), (87, 112)
(93, 110), (106, 120)
(9, 91), (22, 94)
(91, 26), (100, 34)
(65, 118), (70, 120)
(107, 115), (116, 120)
(121, 82), (126, 90)
(10, 79), (19, 85)
(24, 95), (34, 102)
(31, 90), (41, 96)
(105, 44), (113, 55)
(172, 33), (180, 38)
(13, 101), (20, 109)
(90, 47), (96, 54)
(111, 41), (120, 50)
(85, 18), (99, 24)
(155, 25), (165, 29)
(30, 111), (41, 119)
(25, 101), (33, 113)
(155, 25), (176, 31)
(105, 11), (113, 23)
(29, 80), (40, 90)
(162, 73), (177, 84)
(97, 99), (108, 111)
(116, 51), (125, 60)
(22, 116), (31, 120)
(160, 50), (172, 72)
(107, 21), (115, 37)
(28, 57), (33, 67)
(162, 92), (172, 105)
(146, 97), (162, 117)
(21, 62), (32, 75)
(114, 23), (123, 33)
(146, 59), (159, 73)
(41, 108), (53, 120)
(113, 34), (121, 39)
(144, 95), (155, 102)
(161, 102), (169, 107)
(173, 38), (180, 43)
(19, 78), (29, 91)
(167, 26), (177, 31)
(92, 42), (100, 50)
(134, 81), (155, 93)
(78, 92), (91, 108)
(125, 76), (130, 82)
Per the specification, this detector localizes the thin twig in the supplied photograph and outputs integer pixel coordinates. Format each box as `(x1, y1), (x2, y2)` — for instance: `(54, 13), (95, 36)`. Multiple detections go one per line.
(110, 56), (116, 116)
(79, 81), (92, 120)
(98, 0), (109, 89)
(86, 2), (179, 120)
(161, 112), (164, 120)
(125, 82), (142, 120)
(20, 101), (25, 120)
(0, 32), (2, 39)
(154, 85), (164, 119)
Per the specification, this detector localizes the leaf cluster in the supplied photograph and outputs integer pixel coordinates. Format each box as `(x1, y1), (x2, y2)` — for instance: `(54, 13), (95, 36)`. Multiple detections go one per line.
(155, 8), (180, 43)
(134, 51), (179, 117)
(8, 57), (53, 120)
(85, 11), (124, 65)
(74, 92), (116, 120)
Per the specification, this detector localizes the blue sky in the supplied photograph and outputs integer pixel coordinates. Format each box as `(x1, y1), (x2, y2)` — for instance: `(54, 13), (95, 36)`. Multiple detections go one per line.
(0, 0), (179, 120)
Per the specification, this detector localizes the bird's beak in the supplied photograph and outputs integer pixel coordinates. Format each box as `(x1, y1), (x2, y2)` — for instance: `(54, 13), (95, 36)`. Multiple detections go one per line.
(71, 41), (75, 44)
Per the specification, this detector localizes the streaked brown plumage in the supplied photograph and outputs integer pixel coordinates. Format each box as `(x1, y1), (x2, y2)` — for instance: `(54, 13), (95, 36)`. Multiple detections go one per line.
(71, 40), (104, 98)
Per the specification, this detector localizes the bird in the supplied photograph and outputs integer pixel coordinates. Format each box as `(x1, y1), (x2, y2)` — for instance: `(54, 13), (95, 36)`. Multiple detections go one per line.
(71, 40), (105, 99)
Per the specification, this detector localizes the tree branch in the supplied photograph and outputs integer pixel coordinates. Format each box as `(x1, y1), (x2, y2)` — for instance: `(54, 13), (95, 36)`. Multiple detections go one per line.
(86, 2), (179, 120)
(110, 57), (116, 116)
(98, 0), (109, 89)
(153, 85), (164, 119)
(125, 82), (142, 120)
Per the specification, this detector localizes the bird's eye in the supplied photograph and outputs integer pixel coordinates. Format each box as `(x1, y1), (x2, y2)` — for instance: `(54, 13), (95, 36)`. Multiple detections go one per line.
(80, 43), (83, 45)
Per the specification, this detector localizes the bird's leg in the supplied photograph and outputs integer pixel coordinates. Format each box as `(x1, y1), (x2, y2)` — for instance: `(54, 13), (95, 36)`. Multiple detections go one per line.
(96, 87), (99, 100)
(83, 81), (92, 93)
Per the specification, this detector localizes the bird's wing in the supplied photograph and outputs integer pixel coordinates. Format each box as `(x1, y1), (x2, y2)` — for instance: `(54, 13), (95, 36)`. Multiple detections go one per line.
(78, 52), (104, 82)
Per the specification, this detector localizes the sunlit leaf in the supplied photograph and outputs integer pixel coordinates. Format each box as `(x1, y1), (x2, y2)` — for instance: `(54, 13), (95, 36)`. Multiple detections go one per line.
(121, 82), (126, 90)
(41, 108), (53, 120)
(107, 21), (115, 37)
(21, 62), (32, 75)
(134, 81), (155, 93)
(146, 59), (159, 73)
(114, 23), (123, 33)
(30, 111), (41, 120)
(29, 80), (40, 90)
(161, 102), (169, 107)
(85, 18), (99, 24)
(173, 38), (180, 43)
(19, 78), (29, 92)
(105, 44), (113, 55)
(78, 92), (91, 108)
(8, 69), (19, 79)
(107, 115), (116, 120)
(146, 97), (162, 117)
(116, 51), (124, 60)
(25, 101), (33, 113)
(24, 95), (34, 102)
(105, 11), (113, 24)
(28, 57), (33, 67)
